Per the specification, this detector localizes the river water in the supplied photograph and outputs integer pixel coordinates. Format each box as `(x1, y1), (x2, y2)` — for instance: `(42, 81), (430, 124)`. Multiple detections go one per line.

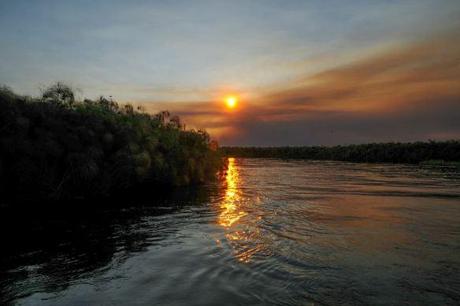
(1, 158), (460, 305)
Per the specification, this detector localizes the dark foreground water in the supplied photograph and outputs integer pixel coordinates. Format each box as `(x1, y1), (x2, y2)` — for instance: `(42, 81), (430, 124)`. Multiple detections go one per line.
(1, 158), (460, 305)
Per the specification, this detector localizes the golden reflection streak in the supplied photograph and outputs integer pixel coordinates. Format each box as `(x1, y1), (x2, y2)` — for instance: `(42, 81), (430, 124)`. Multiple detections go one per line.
(218, 158), (267, 263)
(218, 158), (247, 227)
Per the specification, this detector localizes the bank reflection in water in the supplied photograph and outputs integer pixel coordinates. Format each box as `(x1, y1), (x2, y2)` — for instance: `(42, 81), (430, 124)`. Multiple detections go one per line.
(218, 158), (265, 263)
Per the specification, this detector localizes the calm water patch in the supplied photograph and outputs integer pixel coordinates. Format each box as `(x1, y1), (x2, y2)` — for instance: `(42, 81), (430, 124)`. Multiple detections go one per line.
(1, 158), (460, 305)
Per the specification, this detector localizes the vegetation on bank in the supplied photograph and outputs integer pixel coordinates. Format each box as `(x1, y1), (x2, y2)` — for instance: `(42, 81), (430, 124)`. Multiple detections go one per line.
(0, 84), (222, 203)
(221, 141), (460, 164)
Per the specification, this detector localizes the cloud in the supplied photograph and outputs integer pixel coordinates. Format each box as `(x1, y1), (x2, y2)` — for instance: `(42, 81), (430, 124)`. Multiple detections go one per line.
(220, 98), (460, 146)
(138, 30), (460, 145)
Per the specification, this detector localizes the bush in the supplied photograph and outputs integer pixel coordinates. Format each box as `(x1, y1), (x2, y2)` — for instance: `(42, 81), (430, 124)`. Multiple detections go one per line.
(0, 84), (222, 203)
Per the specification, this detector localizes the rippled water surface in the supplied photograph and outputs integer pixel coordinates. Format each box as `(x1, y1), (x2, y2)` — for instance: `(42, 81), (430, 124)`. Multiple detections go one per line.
(2, 158), (460, 305)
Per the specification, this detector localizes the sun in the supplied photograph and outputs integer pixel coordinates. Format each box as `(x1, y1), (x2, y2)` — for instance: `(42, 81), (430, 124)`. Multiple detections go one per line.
(226, 96), (237, 109)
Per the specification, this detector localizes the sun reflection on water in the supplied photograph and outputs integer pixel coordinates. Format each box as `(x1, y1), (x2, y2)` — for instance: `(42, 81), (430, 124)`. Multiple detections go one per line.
(218, 157), (247, 228)
(217, 158), (267, 263)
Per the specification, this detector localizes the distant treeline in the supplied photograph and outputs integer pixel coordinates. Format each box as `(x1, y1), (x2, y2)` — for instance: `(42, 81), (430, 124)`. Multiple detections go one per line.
(221, 141), (460, 164)
(0, 83), (222, 203)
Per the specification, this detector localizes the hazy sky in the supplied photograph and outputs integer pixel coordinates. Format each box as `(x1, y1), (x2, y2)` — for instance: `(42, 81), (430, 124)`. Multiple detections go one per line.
(1, 0), (460, 145)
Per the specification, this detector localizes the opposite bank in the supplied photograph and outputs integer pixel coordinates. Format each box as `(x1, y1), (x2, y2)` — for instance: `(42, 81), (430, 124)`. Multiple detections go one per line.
(221, 141), (460, 164)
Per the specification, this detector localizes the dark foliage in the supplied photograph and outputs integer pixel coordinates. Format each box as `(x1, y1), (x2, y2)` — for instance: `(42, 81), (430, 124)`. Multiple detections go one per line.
(221, 141), (460, 164)
(0, 85), (222, 203)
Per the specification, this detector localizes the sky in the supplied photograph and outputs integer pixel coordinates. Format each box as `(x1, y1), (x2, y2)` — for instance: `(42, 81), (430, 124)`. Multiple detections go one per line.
(1, 0), (460, 146)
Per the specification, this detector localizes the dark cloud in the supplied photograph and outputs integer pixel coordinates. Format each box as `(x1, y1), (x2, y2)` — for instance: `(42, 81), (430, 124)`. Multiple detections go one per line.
(220, 98), (460, 146)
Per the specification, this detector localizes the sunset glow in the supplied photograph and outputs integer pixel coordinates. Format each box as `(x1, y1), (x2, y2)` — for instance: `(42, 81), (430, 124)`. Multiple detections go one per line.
(225, 96), (237, 109)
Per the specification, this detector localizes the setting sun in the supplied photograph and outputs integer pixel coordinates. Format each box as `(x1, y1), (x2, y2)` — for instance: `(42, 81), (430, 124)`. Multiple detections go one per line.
(226, 96), (237, 109)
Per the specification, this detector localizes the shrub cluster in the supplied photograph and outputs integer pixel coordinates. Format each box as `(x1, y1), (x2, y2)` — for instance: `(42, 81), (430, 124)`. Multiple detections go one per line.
(0, 84), (222, 203)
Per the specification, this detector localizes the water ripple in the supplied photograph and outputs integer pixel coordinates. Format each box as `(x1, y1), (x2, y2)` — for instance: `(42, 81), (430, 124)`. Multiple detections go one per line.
(1, 158), (460, 305)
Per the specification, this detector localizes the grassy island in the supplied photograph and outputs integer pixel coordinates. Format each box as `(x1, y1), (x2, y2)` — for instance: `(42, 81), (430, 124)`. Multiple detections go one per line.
(0, 84), (222, 204)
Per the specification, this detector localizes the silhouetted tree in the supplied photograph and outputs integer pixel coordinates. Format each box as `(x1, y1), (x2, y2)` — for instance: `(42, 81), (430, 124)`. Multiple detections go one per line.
(41, 82), (75, 107)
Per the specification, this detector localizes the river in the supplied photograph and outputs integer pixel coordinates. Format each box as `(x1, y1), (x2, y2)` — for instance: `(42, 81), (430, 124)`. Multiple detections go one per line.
(1, 158), (460, 305)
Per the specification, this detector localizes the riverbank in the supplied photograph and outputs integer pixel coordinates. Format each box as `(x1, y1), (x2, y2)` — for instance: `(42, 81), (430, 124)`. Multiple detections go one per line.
(220, 141), (460, 165)
(0, 84), (222, 204)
